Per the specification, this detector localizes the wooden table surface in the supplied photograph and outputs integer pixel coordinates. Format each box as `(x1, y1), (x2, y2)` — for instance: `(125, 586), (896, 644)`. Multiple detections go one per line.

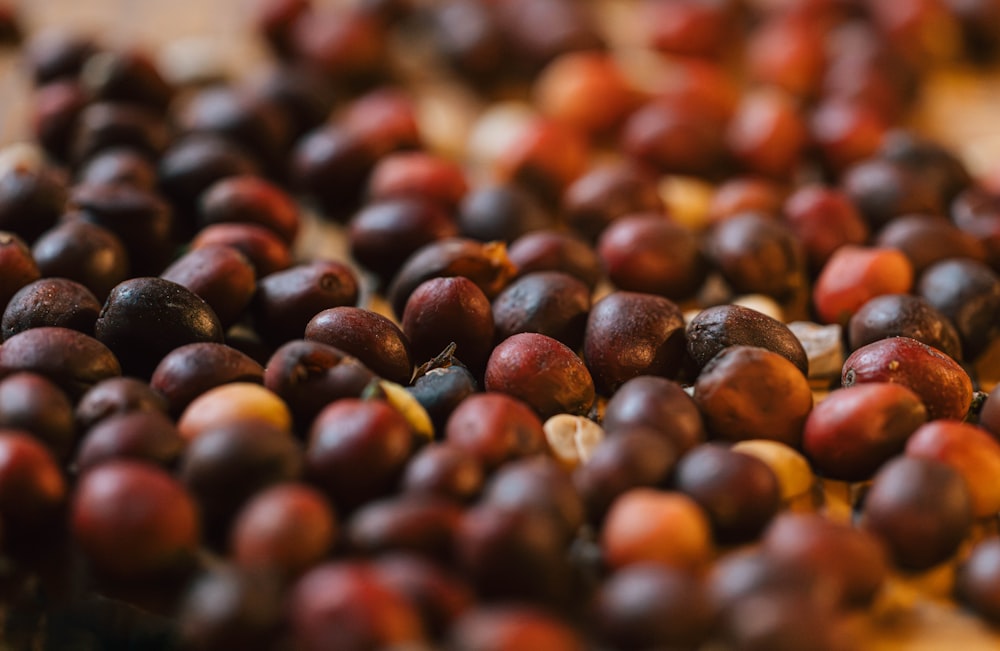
(3, 1), (1000, 650)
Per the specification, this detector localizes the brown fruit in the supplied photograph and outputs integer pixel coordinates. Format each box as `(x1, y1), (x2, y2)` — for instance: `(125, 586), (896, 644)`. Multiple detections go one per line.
(694, 346), (812, 447)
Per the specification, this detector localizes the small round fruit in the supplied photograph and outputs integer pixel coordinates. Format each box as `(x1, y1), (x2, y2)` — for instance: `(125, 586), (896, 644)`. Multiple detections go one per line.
(231, 482), (337, 577)
(601, 488), (712, 571)
(674, 444), (781, 543)
(178, 383), (292, 442)
(444, 393), (545, 472)
(956, 537), (1000, 624)
(802, 383), (928, 481)
(583, 291), (687, 394)
(485, 333), (595, 419)
(694, 346), (813, 447)
(861, 456), (973, 571)
(289, 562), (427, 651)
(842, 336), (973, 421)
(685, 304), (808, 374)
(905, 420), (1000, 518)
(306, 398), (414, 512)
(71, 461), (200, 578)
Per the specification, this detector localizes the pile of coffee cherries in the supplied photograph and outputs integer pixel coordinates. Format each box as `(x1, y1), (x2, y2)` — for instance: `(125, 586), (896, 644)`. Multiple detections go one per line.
(0, 0), (999, 648)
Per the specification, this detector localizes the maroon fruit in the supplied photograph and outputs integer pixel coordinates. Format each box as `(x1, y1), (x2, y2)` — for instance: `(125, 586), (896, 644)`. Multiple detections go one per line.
(842, 336), (974, 421)
(583, 291), (687, 394)
(802, 383), (928, 481)
(71, 460), (199, 578)
(485, 333), (595, 419)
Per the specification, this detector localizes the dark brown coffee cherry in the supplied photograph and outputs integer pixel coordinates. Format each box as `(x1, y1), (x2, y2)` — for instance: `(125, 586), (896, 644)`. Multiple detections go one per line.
(491, 271), (590, 350)
(387, 238), (517, 319)
(75, 410), (183, 473)
(402, 443), (484, 504)
(848, 293), (963, 361)
(158, 134), (259, 227)
(0, 430), (66, 529)
(191, 222), (292, 278)
(597, 214), (708, 300)
(880, 131), (972, 206)
(179, 420), (303, 546)
(602, 376), (706, 454)
(289, 561), (427, 651)
(77, 147), (158, 191)
(346, 495), (461, 563)
(456, 502), (571, 606)
(292, 125), (377, 220)
(75, 376), (168, 431)
(349, 198), (458, 288)
(584, 291), (687, 395)
(0, 231), (42, 311)
(178, 566), (285, 651)
(0, 159), (67, 244)
(199, 174), (301, 244)
(695, 345), (813, 447)
(252, 261), (360, 345)
(95, 277), (224, 379)
(445, 605), (585, 651)
(458, 184), (552, 244)
(861, 456), (973, 571)
(591, 563), (713, 651)
(307, 398), (414, 512)
(24, 29), (97, 84)
(160, 244), (257, 329)
(842, 158), (942, 230)
(0, 327), (121, 398)
(706, 212), (807, 300)
(264, 340), (376, 432)
(69, 183), (174, 276)
(306, 307), (413, 386)
(508, 230), (602, 290)
(763, 512), (889, 609)
(917, 259), (1000, 360)
(175, 86), (289, 176)
(686, 304), (809, 374)
(2, 278), (102, 340)
(956, 537), (1000, 624)
(482, 456), (584, 541)
(70, 101), (170, 165)
(674, 444), (782, 544)
(231, 482), (338, 578)
(370, 554), (474, 639)
(0, 372), (75, 460)
(875, 214), (986, 277)
(574, 429), (677, 525)
(150, 342), (265, 416)
(403, 276), (495, 373)
(81, 49), (175, 112)
(562, 161), (663, 242)
(31, 220), (129, 302)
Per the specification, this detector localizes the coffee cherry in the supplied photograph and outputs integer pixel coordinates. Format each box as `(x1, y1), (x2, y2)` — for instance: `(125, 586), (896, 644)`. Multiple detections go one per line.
(72, 461), (199, 579)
